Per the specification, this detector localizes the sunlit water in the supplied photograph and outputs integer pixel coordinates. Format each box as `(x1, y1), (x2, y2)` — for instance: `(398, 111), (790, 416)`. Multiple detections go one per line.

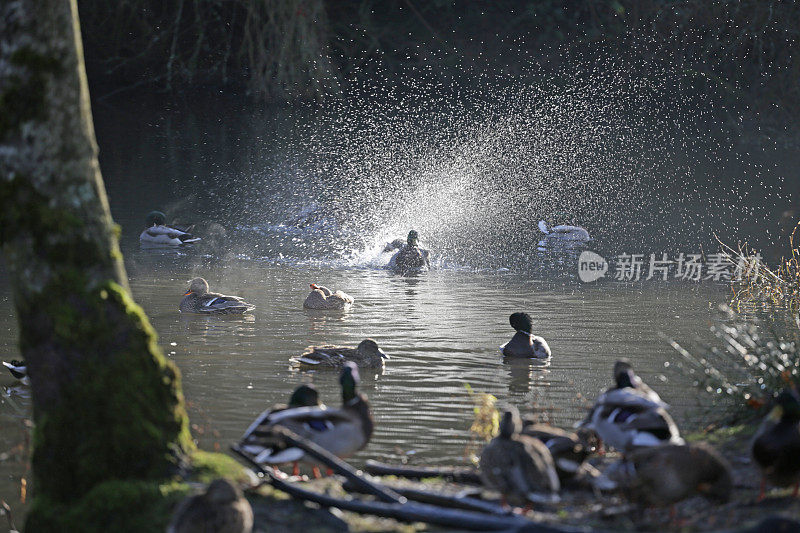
(0, 65), (796, 518)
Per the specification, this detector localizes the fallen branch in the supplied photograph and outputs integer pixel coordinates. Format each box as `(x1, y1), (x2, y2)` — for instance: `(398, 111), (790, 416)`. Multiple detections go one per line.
(232, 426), (403, 504)
(342, 478), (507, 516)
(365, 460), (483, 484)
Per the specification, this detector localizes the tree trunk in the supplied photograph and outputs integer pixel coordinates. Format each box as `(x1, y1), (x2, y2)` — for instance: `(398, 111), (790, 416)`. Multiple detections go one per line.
(0, 0), (192, 511)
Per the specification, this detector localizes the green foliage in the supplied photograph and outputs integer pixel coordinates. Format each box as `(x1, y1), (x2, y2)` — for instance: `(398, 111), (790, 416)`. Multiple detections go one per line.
(669, 310), (800, 422)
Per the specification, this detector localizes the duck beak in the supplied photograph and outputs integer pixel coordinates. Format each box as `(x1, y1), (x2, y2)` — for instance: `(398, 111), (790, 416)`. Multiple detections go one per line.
(310, 283), (319, 290)
(183, 290), (192, 296)
(378, 348), (389, 359)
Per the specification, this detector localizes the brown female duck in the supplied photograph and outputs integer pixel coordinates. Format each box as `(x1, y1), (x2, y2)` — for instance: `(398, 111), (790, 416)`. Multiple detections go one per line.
(167, 478), (253, 533)
(180, 278), (255, 314)
(479, 407), (560, 507)
(303, 283), (354, 310)
(295, 338), (389, 369)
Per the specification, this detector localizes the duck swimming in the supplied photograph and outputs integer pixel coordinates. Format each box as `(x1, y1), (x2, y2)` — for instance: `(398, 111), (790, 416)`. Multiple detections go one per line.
(752, 389), (800, 499)
(237, 363), (373, 475)
(479, 407), (560, 507)
(501, 312), (551, 359)
(386, 230), (431, 273)
(303, 284), (354, 310)
(180, 278), (255, 314)
(295, 339), (388, 369)
(139, 210), (201, 246)
(537, 220), (590, 245)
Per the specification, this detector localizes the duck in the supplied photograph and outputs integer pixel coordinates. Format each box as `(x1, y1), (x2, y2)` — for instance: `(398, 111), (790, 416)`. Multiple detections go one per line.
(386, 230), (431, 273)
(139, 210), (201, 246)
(583, 368), (682, 453)
(501, 312), (551, 359)
(294, 338), (388, 369)
(167, 478), (253, 533)
(2, 360), (28, 384)
(237, 362), (373, 476)
(752, 389), (800, 499)
(537, 220), (590, 247)
(303, 284), (354, 310)
(578, 359), (665, 427)
(479, 407), (560, 507)
(180, 278), (255, 314)
(521, 419), (594, 481)
(624, 443), (732, 508)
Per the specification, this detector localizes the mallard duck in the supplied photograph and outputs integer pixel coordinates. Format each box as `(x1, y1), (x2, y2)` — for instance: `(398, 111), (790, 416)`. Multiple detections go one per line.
(139, 210), (200, 246)
(521, 419), (593, 481)
(180, 278), (255, 314)
(303, 284), (354, 310)
(501, 312), (551, 359)
(479, 407), (560, 507)
(386, 230), (431, 273)
(537, 220), (590, 247)
(167, 478), (253, 533)
(579, 360), (665, 428)
(752, 389), (800, 499)
(238, 362), (373, 475)
(625, 443), (732, 507)
(2, 360), (27, 384)
(295, 338), (388, 369)
(583, 367), (681, 453)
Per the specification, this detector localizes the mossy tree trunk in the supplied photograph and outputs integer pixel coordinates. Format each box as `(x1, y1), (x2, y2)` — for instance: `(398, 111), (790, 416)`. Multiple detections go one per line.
(0, 0), (192, 516)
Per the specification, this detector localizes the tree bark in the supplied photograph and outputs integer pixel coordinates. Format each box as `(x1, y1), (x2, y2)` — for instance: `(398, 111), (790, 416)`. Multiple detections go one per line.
(0, 0), (192, 510)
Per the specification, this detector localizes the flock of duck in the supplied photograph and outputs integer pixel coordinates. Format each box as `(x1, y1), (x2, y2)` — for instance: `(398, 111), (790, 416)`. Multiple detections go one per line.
(3, 211), (799, 531)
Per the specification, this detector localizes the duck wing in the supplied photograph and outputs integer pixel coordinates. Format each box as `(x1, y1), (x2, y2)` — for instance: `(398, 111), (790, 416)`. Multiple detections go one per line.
(197, 293), (255, 313)
(296, 346), (350, 366)
(2, 360), (27, 380)
(595, 387), (668, 411)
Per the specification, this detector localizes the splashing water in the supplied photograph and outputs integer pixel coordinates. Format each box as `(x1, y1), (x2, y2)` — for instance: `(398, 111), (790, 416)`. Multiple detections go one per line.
(215, 53), (782, 273)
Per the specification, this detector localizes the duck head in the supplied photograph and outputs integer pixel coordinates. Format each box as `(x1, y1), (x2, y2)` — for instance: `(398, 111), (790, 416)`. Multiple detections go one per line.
(509, 312), (533, 334)
(309, 283), (331, 296)
(145, 210), (167, 227)
(498, 406), (522, 439)
(615, 368), (636, 389)
(357, 339), (389, 360)
(771, 389), (800, 422)
(205, 478), (242, 505)
(185, 277), (209, 296)
(340, 362), (361, 402)
(288, 384), (320, 408)
(407, 230), (419, 247)
(613, 359), (633, 381)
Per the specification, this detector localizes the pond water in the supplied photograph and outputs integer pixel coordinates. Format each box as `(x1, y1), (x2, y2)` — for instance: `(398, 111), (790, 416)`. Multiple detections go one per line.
(0, 83), (796, 519)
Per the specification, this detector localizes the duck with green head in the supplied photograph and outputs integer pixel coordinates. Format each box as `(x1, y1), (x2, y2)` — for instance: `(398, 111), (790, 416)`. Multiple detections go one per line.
(237, 362), (373, 477)
(140, 210), (201, 246)
(752, 389), (800, 499)
(502, 312), (551, 359)
(386, 230), (431, 273)
(180, 277), (255, 314)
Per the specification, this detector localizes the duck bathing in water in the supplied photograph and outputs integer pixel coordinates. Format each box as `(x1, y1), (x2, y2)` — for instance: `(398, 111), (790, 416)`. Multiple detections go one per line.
(502, 312), (551, 358)
(139, 210), (201, 246)
(386, 230), (431, 273)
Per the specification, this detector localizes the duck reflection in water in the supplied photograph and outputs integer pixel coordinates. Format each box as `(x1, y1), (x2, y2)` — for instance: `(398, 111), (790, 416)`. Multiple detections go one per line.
(504, 356), (550, 395)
